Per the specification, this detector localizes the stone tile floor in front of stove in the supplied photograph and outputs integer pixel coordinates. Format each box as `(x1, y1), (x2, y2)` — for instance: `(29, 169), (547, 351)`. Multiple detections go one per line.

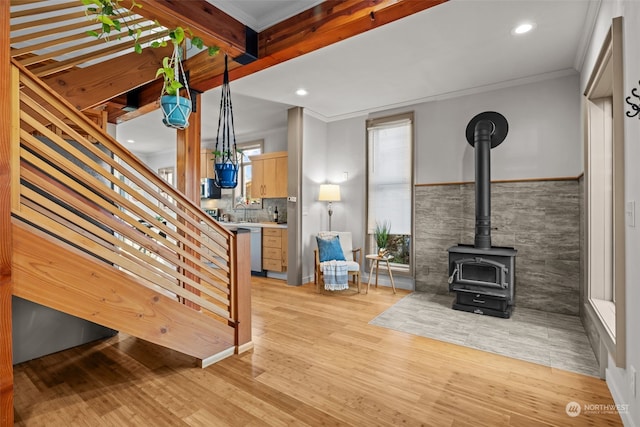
(370, 292), (599, 377)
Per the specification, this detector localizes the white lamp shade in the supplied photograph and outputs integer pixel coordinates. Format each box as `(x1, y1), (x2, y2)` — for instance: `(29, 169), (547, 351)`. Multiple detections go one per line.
(318, 184), (341, 202)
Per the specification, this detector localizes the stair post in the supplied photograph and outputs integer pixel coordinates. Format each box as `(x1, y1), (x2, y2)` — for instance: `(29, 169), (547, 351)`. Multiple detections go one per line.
(233, 229), (252, 353)
(0, 0), (14, 422)
(177, 92), (202, 310)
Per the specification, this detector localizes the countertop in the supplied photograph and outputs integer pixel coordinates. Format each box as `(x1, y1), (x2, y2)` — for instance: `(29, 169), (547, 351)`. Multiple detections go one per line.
(219, 221), (287, 229)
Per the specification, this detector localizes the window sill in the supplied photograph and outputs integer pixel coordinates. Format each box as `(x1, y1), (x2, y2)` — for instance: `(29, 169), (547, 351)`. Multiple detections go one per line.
(590, 298), (616, 341)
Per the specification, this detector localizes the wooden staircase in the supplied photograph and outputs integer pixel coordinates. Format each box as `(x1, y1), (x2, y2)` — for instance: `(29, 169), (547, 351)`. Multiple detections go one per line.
(8, 58), (250, 364)
(6, 1), (253, 367)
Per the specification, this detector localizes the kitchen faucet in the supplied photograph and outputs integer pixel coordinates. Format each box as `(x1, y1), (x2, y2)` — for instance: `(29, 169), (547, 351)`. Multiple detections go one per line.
(234, 202), (248, 222)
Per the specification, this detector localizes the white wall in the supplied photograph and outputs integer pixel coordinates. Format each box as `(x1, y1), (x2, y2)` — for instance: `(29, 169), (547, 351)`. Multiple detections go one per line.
(581, 2), (640, 426)
(301, 112), (328, 282)
(137, 149), (175, 173)
(300, 112), (367, 285)
(326, 116), (367, 256)
(203, 126), (288, 153)
(406, 73), (581, 184)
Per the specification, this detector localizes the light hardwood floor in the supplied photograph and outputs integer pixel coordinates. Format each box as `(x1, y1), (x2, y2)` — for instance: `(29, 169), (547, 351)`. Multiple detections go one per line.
(13, 277), (622, 426)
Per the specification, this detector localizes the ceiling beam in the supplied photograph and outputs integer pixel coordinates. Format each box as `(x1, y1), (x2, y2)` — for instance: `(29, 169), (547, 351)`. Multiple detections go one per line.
(43, 45), (172, 111)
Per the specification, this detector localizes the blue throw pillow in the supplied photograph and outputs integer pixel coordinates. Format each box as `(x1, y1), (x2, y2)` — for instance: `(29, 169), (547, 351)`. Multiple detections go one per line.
(316, 235), (346, 262)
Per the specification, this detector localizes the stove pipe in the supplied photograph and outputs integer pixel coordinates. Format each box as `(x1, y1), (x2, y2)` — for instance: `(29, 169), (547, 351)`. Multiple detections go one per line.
(474, 120), (493, 249)
(465, 112), (509, 250)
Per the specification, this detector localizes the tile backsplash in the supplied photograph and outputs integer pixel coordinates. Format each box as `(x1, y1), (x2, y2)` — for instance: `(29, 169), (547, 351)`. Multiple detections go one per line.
(201, 194), (287, 223)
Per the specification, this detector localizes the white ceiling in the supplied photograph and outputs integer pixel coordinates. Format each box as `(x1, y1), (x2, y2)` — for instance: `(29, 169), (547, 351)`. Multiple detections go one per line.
(117, 0), (598, 155)
(206, 0), (325, 32)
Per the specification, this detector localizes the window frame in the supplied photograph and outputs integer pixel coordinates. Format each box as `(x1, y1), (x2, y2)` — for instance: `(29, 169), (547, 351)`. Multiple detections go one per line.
(583, 17), (625, 368)
(365, 112), (415, 276)
(233, 140), (264, 208)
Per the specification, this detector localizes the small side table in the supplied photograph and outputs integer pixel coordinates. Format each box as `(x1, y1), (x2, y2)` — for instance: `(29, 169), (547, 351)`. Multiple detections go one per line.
(366, 254), (397, 294)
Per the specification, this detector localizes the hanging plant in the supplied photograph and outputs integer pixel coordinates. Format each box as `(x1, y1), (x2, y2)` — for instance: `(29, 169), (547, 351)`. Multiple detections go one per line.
(212, 55), (240, 189)
(156, 27), (191, 129)
(80, 0), (220, 129)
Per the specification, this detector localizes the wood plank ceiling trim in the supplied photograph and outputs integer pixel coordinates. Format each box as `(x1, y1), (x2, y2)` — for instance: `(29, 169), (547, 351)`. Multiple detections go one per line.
(111, 0), (447, 123)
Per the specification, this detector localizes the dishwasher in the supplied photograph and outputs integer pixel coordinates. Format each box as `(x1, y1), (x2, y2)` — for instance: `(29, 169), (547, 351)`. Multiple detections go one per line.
(246, 226), (262, 273)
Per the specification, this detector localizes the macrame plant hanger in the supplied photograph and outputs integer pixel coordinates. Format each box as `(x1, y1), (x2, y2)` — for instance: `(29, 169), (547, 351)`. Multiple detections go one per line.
(160, 42), (192, 130)
(213, 54), (239, 188)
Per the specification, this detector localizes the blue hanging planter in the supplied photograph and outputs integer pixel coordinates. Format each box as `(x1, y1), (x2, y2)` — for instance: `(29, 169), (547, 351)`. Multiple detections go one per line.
(214, 162), (239, 189)
(213, 55), (240, 189)
(160, 95), (191, 129)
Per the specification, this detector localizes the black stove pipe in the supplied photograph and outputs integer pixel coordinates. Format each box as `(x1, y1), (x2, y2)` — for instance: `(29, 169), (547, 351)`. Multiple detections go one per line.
(465, 111), (509, 250)
(474, 120), (493, 250)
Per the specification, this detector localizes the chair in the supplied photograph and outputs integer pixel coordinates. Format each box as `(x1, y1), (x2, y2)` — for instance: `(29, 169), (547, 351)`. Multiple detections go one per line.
(314, 231), (362, 293)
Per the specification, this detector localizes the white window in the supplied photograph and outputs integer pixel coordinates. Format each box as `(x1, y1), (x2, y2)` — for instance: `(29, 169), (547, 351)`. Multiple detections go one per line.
(234, 140), (263, 206)
(584, 17), (625, 367)
(366, 113), (413, 273)
(158, 167), (174, 185)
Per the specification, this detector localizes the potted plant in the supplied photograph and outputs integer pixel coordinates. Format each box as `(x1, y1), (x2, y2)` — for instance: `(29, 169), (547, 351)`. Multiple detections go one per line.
(212, 149), (241, 188)
(156, 27), (191, 129)
(81, 0), (219, 129)
(374, 220), (391, 257)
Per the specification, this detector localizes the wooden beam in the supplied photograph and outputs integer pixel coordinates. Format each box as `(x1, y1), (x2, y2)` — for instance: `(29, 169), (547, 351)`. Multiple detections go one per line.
(176, 92), (202, 310)
(43, 45), (172, 111)
(135, 0), (248, 58)
(176, 92), (202, 202)
(0, 0), (14, 423)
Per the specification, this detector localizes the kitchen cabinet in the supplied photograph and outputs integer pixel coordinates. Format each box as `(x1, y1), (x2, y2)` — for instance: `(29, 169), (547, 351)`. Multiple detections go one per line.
(200, 149), (215, 179)
(250, 151), (287, 198)
(262, 227), (287, 272)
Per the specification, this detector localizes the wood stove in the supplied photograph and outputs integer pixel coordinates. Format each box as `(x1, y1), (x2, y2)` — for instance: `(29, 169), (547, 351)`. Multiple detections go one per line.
(448, 112), (517, 318)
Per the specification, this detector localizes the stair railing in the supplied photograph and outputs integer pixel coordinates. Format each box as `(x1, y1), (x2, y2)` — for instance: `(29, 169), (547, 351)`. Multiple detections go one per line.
(10, 59), (240, 332)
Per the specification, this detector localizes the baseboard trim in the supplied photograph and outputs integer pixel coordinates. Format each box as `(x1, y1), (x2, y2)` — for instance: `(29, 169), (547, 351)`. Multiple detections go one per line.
(236, 341), (254, 354)
(199, 346), (235, 368)
(606, 367), (637, 427)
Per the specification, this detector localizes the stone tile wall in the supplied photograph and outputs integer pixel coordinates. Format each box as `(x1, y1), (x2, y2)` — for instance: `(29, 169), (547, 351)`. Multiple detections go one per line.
(415, 179), (580, 315)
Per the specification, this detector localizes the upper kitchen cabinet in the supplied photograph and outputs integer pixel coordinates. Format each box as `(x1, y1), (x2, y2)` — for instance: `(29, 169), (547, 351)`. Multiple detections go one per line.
(250, 151), (288, 198)
(200, 149), (215, 179)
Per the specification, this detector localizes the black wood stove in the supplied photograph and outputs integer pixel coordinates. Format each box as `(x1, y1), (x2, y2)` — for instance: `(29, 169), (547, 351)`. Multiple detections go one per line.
(448, 112), (517, 318)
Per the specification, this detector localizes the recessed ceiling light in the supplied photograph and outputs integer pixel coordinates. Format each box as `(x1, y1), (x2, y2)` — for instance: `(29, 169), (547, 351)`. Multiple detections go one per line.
(296, 88), (308, 96)
(126, 139), (135, 144)
(513, 23), (535, 35)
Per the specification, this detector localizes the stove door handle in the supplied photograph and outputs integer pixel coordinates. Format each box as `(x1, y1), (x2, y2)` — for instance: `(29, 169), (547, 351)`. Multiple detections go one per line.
(448, 266), (459, 285)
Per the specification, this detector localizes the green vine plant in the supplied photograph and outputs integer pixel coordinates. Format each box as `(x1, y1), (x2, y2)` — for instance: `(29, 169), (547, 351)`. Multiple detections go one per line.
(81, 0), (220, 66)
(213, 148), (243, 164)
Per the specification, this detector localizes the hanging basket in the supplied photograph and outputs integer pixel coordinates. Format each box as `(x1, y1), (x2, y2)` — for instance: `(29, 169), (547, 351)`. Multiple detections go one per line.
(214, 162), (239, 189)
(159, 40), (192, 129)
(160, 95), (191, 129)
(212, 54), (239, 188)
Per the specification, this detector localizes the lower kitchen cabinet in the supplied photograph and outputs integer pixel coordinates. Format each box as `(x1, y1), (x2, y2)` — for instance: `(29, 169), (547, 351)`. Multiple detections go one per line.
(262, 228), (287, 272)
